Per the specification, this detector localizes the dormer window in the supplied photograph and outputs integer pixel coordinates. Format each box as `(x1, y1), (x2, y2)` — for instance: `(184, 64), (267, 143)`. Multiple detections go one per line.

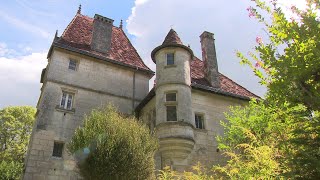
(166, 53), (174, 65)
(68, 59), (77, 71)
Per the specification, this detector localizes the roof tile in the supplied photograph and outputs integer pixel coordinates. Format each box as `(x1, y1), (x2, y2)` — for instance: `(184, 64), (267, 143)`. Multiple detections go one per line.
(191, 57), (259, 98)
(162, 29), (183, 45)
(55, 14), (152, 72)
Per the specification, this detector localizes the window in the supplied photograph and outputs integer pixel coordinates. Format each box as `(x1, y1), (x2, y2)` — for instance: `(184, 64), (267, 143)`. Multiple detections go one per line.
(166, 106), (177, 121)
(52, 141), (64, 157)
(68, 59), (77, 70)
(60, 92), (73, 110)
(166, 93), (176, 102)
(166, 53), (174, 65)
(165, 92), (177, 121)
(195, 114), (204, 129)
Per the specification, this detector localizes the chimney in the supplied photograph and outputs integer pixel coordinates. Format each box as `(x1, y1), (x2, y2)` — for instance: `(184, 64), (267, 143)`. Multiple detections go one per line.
(91, 14), (114, 53)
(200, 31), (220, 88)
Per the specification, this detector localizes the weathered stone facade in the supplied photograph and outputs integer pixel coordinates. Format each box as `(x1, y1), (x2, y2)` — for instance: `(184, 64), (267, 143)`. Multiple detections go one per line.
(24, 12), (257, 179)
(24, 48), (151, 180)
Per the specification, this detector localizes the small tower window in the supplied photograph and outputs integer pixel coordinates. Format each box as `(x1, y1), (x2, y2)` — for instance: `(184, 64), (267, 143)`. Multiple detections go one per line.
(166, 53), (174, 65)
(165, 92), (177, 121)
(167, 106), (177, 121)
(195, 114), (204, 129)
(68, 59), (77, 70)
(52, 141), (64, 158)
(166, 93), (176, 102)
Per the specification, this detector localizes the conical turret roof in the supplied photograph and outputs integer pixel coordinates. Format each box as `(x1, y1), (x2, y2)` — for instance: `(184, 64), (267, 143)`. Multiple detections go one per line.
(162, 29), (183, 45)
(151, 28), (193, 62)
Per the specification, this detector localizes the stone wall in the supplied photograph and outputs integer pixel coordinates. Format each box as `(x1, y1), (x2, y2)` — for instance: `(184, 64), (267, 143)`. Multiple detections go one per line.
(188, 89), (247, 167)
(24, 48), (151, 180)
(139, 89), (248, 171)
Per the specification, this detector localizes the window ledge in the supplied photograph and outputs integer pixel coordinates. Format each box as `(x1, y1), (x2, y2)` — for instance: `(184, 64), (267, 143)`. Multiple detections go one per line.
(164, 65), (177, 69)
(164, 102), (177, 105)
(51, 156), (63, 160)
(194, 128), (207, 133)
(55, 105), (75, 114)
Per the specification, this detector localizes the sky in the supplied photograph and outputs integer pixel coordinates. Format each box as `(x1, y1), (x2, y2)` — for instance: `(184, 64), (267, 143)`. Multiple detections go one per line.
(0, 0), (306, 108)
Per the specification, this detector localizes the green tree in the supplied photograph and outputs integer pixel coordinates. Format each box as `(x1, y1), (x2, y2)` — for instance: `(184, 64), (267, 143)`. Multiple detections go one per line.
(217, 0), (320, 179)
(0, 106), (36, 180)
(68, 105), (158, 180)
(238, 0), (320, 109)
(214, 101), (308, 179)
(158, 1), (320, 179)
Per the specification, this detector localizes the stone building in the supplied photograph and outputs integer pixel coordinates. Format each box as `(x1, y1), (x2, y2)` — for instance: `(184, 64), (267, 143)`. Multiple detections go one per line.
(24, 9), (258, 180)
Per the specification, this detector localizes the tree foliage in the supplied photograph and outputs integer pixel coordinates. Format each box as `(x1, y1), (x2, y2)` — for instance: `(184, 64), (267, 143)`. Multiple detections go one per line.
(217, 0), (320, 179)
(158, 163), (213, 180)
(68, 105), (158, 180)
(0, 106), (36, 180)
(238, 0), (320, 109)
(158, 1), (320, 179)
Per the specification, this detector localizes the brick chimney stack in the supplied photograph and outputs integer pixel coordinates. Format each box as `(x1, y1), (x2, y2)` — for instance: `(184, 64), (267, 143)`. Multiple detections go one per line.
(200, 31), (220, 88)
(91, 14), (114, 53)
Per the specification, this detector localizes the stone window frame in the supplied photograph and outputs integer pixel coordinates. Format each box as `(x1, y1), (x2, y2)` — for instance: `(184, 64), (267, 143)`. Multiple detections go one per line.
(52, 141), (64, 158)
(164, 91), (178, 121)
(68, 58), (79, 71)
(194, 112), (206, 130)
(55, 87), (77, 113)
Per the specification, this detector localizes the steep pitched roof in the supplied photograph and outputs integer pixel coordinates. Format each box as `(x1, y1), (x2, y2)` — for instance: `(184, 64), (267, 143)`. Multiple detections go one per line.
(136, 32), (259, 112)
(162, 29), (183, 45)
(151, 29), (193, 62)
(190, 57), (259, 99)
(49, 13), (153, 74)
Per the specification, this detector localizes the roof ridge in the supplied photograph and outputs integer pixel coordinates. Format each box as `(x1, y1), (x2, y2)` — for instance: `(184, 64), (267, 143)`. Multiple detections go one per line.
(61, 13), (80, 38)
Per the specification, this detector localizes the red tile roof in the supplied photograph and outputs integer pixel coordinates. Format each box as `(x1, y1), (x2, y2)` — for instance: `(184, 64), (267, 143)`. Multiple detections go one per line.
(51, 13), (153, 73)
(162, 29), (183, 45)
(151, 29), (193, 62)
(137, 56), (259, 112)
(191, 57), (259, 99)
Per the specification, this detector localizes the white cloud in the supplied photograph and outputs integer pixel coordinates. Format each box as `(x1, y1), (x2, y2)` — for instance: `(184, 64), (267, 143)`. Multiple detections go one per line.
(0, 52), (47, 108)
(127, 0), (267, 97)
(0, 10), (50, 39)
(0, 42), (16, 57)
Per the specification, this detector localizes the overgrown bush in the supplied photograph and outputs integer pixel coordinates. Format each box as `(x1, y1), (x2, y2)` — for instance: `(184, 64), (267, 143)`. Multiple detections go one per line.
(68, 105), (158, 180)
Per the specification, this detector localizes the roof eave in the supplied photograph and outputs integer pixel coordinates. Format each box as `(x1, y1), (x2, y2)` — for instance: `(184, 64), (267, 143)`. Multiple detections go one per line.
(135, 84), (257, 115)
(151, 44), (194, 63)
(135, 88), (156, 114)
(191, 83), (254, 101)
(52, 42), (155, 76)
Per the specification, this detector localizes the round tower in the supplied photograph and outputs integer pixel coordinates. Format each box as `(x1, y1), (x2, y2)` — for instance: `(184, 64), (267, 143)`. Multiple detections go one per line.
(151, 29), (195, 170)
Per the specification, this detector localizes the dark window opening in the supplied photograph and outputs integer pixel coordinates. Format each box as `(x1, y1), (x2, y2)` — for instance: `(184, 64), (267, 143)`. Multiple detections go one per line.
(166, 93), (176, 102)
(68, 59), (77, 70)
(166, 106), (177, 121)
(195, 114), (204, 129)
(166, 53), (174, 65)
(52, 142), (64, 157)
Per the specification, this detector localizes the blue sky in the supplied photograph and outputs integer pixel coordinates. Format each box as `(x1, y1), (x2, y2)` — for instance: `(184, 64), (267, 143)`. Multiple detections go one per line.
(0, 0), (306, 108)
(0, 0), (134, 54)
